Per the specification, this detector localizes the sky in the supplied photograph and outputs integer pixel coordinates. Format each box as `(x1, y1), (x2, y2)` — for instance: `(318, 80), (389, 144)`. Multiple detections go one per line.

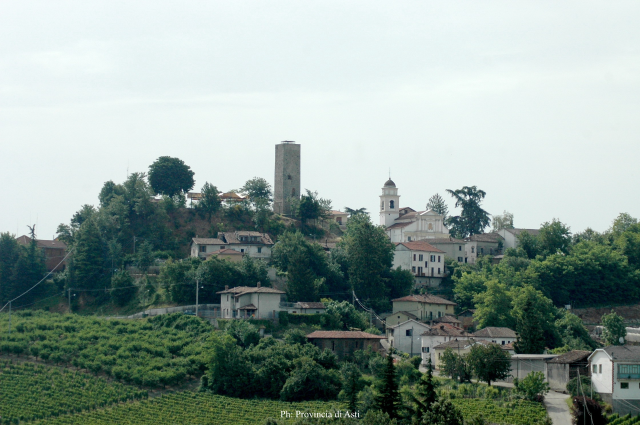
(1, 1), (639, 239)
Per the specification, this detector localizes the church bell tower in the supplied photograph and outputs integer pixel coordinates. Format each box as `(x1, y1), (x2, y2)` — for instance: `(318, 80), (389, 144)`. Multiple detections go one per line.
(379, 178), (400, 227)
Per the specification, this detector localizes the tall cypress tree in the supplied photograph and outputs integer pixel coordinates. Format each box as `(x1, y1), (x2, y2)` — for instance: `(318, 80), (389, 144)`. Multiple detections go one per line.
(413, 357), (438, 421)
(375, 349), (401, 419)
(10, 234), (46, 304)
(72, 220), (106, 289)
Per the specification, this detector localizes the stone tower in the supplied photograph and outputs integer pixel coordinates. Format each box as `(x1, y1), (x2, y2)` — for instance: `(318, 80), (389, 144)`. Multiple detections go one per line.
(379, 178), (400, 227)
(274, 141), (301, 216)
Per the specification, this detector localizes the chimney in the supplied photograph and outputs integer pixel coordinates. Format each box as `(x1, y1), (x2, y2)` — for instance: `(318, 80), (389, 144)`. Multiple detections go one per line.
(257, 282), (261, 288)
(440, 325), (445, 330)
(225, 285), (229, 291)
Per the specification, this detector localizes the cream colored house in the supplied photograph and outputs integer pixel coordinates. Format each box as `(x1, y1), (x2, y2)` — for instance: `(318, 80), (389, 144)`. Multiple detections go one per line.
(393, 241), (446, 287)
(391, 294), (457, 322)
(385, 311), (421, 327)
(216, 283), (285, 319)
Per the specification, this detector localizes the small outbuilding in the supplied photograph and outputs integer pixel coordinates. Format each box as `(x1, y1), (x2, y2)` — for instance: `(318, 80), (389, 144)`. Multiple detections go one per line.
(546, 350), (591, 392)
(306, 331), (385, 359)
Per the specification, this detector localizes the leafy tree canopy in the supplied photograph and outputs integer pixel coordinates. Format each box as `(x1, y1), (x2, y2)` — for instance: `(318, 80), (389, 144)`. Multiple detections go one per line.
(492, 211), (514, 232)
(601, 310), (626, 345)
(148, 156), (195, 198)
(445, 186), (491, 238)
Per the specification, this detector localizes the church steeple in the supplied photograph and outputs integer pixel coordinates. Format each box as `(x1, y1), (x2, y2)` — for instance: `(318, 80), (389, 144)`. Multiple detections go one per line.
(379, 177), (400, 227)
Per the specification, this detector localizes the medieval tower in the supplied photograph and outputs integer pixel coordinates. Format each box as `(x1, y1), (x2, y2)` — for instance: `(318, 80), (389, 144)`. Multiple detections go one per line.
(274, 141), (301, 216)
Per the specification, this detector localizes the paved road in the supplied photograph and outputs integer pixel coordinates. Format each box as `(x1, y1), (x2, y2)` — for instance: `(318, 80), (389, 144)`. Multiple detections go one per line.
(543, 390), (572, 425)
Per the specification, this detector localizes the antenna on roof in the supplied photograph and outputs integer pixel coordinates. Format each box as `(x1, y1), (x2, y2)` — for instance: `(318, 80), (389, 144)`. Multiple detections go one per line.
(389, 167), (391, 179)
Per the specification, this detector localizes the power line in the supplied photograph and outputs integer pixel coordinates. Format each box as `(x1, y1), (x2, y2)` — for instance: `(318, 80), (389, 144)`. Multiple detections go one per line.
(0, 249), (74, 314)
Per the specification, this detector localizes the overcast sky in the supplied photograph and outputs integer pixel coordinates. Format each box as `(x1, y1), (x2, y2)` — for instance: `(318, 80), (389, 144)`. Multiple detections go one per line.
(2, 1), (639, 239)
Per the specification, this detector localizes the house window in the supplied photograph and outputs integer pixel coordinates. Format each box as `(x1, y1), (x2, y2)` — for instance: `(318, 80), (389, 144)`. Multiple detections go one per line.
(419, 254), (424, 261)
(425, 262), (428, 267)
(408, 237), (412, 241)
(241, 249), (245, 253)
(257, 247), (262, 253)
(593, 364), (597, 374)
(438, 256), (441, 262)
(413, 254), (416, 261)
(431, 267), (434, 276)
(438, 268), (441, 274)
(390, 200), (395, 209)
(502, 341), (505, 345)
(430, 255), (435, 262)
(199, 246), (206, 253)
(412, 266), (416, 273)
(471, 247), (475, 253)
(458, 246), (462, 251)
(490, 248), (494, 255)
(226, 295), (229, 302)
(458, 257), (463, 262)
(381, 201), (384, 209)
(406, 329), (412, 337)
(465, 258), (468, 263)
(422, 347), (430, 353)
(599, 365), (602, 373)
(621, 382), (629, 389)
(481, 248), (484, 254)
(332, 341), (335, 351)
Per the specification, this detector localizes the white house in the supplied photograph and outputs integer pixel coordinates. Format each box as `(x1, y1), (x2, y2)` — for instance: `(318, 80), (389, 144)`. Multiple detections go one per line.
(589, 346), (640, 415)
(190, 231), (274, 260)
(497, 228), (540, 250)
(472, 327), (517, 346)
(421, 323), (471, 365)
(392, 294), (457, 322)
(216, 283), (285, 319)
(386, 319), (431, 357)
(379, 179), (450, 243)
(393, 241), (446, 287)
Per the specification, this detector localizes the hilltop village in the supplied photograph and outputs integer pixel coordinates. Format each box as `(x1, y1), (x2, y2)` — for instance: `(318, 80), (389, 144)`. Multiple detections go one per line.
(2, 141), (640, 424)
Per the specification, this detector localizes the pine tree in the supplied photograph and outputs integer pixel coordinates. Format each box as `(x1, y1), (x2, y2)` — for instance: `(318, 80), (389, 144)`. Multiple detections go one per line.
(375, 350), (401, 419)
(413, 357), (438, 421)
(426, 194), (449, 220)
(285, 251), (321, 302)
(72, 220), (106, 289)
(514, 296), (546, 354)
(0, 233), (21, 304)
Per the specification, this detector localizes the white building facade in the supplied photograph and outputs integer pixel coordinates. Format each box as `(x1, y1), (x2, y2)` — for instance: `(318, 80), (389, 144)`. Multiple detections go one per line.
(393, 241), (446, 286)
(190, 231), (273, 260)
(590, 346), (640, 415)
(217, 284), (285, 319)
(386, 319), (431, 357)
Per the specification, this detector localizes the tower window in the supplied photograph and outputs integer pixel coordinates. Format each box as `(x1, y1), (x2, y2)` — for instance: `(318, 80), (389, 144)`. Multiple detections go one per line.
(389, 200), (395, 209)
(287, 175), (292, 180)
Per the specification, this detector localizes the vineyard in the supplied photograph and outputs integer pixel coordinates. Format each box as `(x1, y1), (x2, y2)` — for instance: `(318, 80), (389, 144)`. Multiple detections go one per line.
(0, 360), (147, 424)
(608, 413), (640, 425)
(0, 311), (213, 387)
(450, 398), (549, 425)
(31, 391), (345, 425)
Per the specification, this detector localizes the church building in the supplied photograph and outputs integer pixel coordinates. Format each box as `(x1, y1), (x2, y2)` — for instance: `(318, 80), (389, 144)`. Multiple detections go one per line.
(379, 179), (450, 243)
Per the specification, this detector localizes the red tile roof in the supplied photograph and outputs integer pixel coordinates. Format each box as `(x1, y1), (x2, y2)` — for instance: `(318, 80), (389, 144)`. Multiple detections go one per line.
(16, 236), (67, 250)
(306, 331), (385, 339)
(216, 286), (285, 295)
(395, 241), (444, 253)
(392, 294), (456, 305)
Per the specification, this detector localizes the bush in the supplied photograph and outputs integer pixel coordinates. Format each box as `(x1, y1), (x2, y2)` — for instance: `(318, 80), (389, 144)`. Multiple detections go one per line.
(278, 311), (289, 326)
(287, 313), (324, 326)
(513, 371), (550, 402)
(284, 329), (308, 345)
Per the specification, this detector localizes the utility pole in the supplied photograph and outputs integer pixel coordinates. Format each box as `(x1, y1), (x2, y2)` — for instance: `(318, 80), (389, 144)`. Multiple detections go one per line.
(8, 301), (11, 335)
(410, 326), (414, 356)
(195, 278), (201, 317)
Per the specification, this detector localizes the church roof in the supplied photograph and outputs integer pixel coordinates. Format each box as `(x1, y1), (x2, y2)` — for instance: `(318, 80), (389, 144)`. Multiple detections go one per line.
(386, 222), (413, 230)
(395, 241), (445, 253)
(383, 178), (396, 188)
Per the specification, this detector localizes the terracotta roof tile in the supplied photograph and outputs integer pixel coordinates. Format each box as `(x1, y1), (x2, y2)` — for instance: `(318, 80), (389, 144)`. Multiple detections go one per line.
(216, 286), (285, 295)
(473, 327), (517, 338)
(395, 241), (445, 253)
(547, 350), (591, 364)
(306, 331), (385, 339)
(392, 294), (456, 305)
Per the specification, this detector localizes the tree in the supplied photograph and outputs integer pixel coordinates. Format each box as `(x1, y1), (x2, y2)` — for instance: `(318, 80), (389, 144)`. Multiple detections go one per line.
(341, 214), (395, 310)
(467, 343), (511, 386)
(204, 333), (255, 397)
(375, 351), (401, 419)
(572, 397), (607, 425)
(492, 211), (514, 232)
(225, 320), (260, 348)
(412, 357), (438, 422)
(0, 233), (20, 304)
(322, 300), (368, 330)
(111, 270), (136, 306)
(516, 231), (540, 259)
(290, 189), (332, 224)
(280, 357), (341, 401)
(426, 194), (449, 220)
(9, 229), (46, 304)
(286, 251), (322, 302)
(611, 212), (638, 236)
(601, 310), (626, 345)
(473, 280), (514, 329)
(513, 371), (550, 401)
(241, 177), (272, 209)
(554, 310), (598, 351)
(446, 186), (491, 238)
(440, 348), (471, 383)
(453, 272), (488, 310)
(148, 156), (195, 199)
(196, 182), (221, 222)
(136, 240), (154, 274)
(345, 207), (368, 216)
(420, 399), (464, 425)
(340, 362), (364, 410)
(70, 219), (106, 289)
(512, 286), (558, 354)
(538, 219), (571, 256)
